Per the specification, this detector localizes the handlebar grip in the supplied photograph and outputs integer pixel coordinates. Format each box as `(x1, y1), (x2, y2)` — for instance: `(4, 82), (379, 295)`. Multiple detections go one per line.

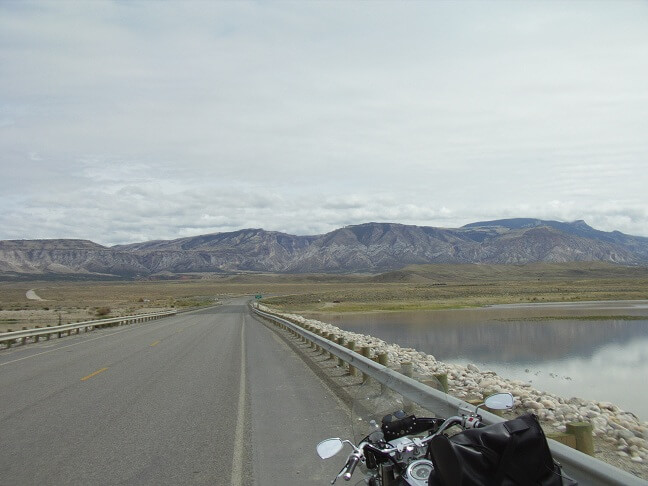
(342, 455), (360, 481)
(462, 416), (483, 429)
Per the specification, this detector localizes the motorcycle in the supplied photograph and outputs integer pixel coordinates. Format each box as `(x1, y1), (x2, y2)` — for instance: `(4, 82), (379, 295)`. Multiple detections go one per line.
(317, 371), (575, 485)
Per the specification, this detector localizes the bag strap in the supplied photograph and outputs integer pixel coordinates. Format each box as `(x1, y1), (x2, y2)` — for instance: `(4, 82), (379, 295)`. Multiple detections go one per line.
(494, 415), (555, 485)
(493, 428), (519, 484)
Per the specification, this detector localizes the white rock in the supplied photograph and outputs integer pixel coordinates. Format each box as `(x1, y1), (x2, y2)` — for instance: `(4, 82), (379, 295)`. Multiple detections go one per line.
(617, 429), (635, 441)
(541, 399), (555, 409)
(524, 401), (544, 410)
(628, 437), (648, 448)
(591, 417), (608, 432)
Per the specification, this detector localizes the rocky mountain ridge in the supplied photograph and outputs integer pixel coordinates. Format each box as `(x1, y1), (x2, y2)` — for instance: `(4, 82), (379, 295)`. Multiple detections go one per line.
(1, 219), (647, 278)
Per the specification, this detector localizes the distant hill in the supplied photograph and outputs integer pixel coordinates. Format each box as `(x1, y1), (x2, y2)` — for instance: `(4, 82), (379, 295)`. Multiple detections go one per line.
(1, 219), (647, 278)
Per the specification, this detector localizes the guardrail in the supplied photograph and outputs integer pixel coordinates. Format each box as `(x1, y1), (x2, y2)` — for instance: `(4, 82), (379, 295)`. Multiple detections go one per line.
(0, 310), (177, 348)
(252, 305), (647, 486)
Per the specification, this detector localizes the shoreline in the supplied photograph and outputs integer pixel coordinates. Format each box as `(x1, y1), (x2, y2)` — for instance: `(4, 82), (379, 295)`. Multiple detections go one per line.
(258, 304), (648, 479)
(299, 298), (648, 324)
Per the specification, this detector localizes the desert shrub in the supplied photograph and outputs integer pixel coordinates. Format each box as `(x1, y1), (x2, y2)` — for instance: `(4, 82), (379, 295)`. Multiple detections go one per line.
(95, 307), (111, 317)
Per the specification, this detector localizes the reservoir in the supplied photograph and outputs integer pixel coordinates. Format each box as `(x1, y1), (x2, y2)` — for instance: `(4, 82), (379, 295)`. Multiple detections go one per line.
(306, 301), (648, 421)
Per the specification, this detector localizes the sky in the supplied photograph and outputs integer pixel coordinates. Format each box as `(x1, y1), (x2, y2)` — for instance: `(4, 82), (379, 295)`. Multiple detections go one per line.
(1, 1), (647, 246)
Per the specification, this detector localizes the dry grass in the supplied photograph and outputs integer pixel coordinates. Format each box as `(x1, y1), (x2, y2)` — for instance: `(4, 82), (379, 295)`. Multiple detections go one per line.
(1, 263), (647, 331)
(263, 263), (648, 313)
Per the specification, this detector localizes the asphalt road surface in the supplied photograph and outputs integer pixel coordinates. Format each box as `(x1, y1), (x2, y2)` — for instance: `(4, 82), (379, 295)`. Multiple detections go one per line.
(0, 299), (349, 485)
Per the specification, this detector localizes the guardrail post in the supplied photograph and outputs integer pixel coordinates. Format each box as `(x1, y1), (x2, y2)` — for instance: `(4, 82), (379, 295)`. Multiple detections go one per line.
(34, 326), (40, 342)
(566, 421), (594, 456)
(6, 329), (12, 347)
(434, 373), (449, 393)
(336, 337), (345, 367)
(326, 333), (335, 359)
(346, 341), (357, 376)
(360, 346), (371, 382)
(401, 362), (413, 410)
(378, 352), (389, 393)
(401, 361), (413, 377)
(21, 327), (27, 345)
(547, 432), (577, 449)
(307, 326), (316, 349)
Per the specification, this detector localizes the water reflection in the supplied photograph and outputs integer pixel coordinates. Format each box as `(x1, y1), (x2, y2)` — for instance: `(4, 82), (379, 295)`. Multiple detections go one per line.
(307, 304), (648, 420)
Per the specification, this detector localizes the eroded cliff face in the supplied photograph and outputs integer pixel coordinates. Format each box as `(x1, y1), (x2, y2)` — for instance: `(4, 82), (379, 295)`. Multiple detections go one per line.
(2, 220), (647, 278)
(0, 240), (148, 277)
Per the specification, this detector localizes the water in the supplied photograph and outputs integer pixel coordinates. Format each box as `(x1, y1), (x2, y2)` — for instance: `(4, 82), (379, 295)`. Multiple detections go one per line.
(307, 301), (648, 421)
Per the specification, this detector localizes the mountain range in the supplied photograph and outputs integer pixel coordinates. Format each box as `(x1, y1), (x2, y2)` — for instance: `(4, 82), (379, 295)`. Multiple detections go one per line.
(1, 218), (647, 279)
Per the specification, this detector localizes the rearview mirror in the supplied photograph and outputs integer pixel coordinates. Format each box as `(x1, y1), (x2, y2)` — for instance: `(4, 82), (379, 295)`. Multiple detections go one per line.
(316, 438), (344, 459)
(484, 392), (514, 410)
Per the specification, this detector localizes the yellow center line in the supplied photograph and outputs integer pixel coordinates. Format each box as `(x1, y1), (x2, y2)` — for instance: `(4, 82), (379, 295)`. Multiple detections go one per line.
(81, 367), (108, 381)
(150, 340), (160, 347)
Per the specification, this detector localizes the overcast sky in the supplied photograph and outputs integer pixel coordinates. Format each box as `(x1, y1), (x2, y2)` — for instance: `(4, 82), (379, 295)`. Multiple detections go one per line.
(1, 1), (647, 245)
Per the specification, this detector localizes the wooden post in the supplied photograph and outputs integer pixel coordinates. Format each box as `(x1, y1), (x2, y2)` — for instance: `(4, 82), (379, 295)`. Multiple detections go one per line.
(346, 341), (356, 376)
(336, 337), (345, 367)
(566, 422), (594, 456)
(378, 352), (389, 393)
(360, 346), (371, 382)
(6, 329), (12, 348)
(401, 362), (413, 411)
(21, 327), (27, 345)
(433, 373), (449, 393)
(326, 334), (335, 359)
(34, 326), (40, 342)
(546, 432), (577, 449)
(401, 361), (413, 378)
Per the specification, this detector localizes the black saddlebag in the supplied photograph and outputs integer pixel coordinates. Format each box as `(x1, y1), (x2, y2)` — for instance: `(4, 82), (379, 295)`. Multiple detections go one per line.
(428, 413), (574, 486)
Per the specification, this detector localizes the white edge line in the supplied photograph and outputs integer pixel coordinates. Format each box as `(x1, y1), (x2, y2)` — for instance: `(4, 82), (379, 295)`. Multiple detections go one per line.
(230, 316), (247, 486)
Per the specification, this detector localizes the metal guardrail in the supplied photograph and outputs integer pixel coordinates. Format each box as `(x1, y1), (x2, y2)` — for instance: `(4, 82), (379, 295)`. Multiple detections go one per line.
(0, 310), (177, 348)
(252, 306), (648, 486)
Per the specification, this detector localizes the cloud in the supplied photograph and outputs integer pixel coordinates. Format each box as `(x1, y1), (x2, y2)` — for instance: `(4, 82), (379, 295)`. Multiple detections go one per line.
(1, 1), (647, 243)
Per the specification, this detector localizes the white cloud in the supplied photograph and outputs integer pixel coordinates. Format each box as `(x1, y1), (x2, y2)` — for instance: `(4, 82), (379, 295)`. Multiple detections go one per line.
(1, 1), (647, 244)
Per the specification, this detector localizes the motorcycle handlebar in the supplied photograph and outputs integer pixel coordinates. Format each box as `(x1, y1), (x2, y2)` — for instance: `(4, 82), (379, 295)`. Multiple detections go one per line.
(342, 454), (361, 481)
(335, 413), (485, 482)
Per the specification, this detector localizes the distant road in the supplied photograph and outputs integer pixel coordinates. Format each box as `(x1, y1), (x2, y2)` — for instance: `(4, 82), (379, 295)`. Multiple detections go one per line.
(25, 289), (45, 300)
(490, 299), (648, 310)
(0, 299), (349, 485)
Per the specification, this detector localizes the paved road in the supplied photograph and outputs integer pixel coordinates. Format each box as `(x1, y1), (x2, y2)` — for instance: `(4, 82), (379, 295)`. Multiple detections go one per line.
(0, 300), (349, 485)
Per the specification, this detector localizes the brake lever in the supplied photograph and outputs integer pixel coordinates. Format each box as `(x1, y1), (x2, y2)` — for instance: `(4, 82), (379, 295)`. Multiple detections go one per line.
(331, 457), (352, 485)
(331, 463), (345, 484)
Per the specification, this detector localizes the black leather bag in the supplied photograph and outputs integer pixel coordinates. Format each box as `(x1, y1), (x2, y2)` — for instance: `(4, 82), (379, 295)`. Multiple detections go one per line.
(428, 413), (574, 486)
